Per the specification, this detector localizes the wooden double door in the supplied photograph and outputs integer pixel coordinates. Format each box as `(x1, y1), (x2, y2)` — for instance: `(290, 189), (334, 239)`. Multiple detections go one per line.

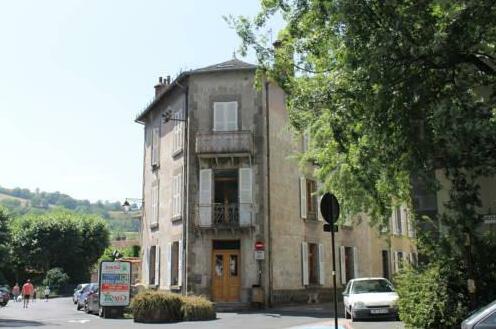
(212, 249), (240, 302)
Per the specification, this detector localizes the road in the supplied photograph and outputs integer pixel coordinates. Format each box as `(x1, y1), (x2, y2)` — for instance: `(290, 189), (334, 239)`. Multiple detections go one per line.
(0, 297), (403, 329)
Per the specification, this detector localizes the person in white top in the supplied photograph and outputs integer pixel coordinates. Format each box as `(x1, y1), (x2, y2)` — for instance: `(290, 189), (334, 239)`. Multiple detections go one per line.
(44, 287), (50, 302)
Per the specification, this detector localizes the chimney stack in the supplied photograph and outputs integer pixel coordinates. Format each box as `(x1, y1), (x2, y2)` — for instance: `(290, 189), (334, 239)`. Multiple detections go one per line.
(154, 76), (167, 97)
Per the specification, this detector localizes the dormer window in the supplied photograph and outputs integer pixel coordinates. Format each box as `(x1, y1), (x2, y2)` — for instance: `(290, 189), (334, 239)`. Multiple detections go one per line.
(213, 101), (238, 131)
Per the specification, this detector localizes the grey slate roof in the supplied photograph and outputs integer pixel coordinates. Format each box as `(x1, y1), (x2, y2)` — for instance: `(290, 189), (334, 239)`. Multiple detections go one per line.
(136, 58), (256, 123)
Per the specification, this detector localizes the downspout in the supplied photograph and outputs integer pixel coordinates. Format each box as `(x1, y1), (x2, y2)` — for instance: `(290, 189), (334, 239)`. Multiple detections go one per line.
(264, 81), (273, 306)
(183, 86), (190, 295)
(139, 123), (147, 284)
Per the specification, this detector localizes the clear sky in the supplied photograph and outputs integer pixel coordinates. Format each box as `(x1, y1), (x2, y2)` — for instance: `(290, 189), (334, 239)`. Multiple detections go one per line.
(0, 0), (279, 202)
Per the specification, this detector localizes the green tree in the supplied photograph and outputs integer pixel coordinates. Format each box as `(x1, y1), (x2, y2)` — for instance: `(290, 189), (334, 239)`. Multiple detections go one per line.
(42, 267), (69, 293)
(0, 207), (11, 284)
(232, 1), (496, 326)
(10, 210), (110, 283)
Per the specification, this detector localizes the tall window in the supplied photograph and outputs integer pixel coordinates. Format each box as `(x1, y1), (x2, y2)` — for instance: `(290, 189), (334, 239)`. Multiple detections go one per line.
(172, 174), (182, 219)
(151, 180), (159, 227)
(149, 245), (156, 285)
(151, 126), (160, 168)
(308, 243), (318, 284)
(382, 250), (390, 280)
(306, 180), (317, 218)
(213, 101), (238, 131)
(340, 246), (358, 284)
(301, 242), (325, 286)
(392, 206), (403, 235)
(172, 110), (184, 154)
(171, 241), (179, 286)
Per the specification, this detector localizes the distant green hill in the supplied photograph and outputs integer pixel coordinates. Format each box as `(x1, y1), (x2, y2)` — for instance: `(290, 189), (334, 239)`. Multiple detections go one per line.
(0, 186), (140, 235)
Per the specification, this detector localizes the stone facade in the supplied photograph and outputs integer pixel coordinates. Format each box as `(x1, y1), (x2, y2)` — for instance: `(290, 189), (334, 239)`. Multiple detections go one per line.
(136, 59), (416, 306)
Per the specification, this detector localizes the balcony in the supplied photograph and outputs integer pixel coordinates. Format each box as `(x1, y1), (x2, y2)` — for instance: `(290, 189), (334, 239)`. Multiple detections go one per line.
(195, 131), (253, 157)
(213, 203), (239, 228)
(195, 203), (253, 230)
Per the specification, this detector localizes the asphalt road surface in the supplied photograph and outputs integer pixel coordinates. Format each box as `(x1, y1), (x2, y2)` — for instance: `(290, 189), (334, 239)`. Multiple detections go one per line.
(0, 297), (403, 329)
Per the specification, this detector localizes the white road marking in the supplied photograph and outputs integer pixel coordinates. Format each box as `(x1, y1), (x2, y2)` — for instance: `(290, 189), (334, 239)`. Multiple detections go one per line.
(68, 319), (91, 323)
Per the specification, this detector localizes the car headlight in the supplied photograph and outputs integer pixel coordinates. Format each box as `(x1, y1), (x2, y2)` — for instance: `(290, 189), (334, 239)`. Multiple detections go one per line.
(353, 301), (367, 309)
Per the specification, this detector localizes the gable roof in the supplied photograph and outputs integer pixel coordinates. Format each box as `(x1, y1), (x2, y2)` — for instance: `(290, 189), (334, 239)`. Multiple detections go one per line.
(135, 59), (256, 123)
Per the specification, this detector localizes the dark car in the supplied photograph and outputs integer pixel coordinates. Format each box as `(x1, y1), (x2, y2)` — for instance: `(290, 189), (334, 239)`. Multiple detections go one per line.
(84, 287), (99, 314)
(73, 283), (89, 304)
(76, 283), (97, 311)
(0, 287), (9, 306)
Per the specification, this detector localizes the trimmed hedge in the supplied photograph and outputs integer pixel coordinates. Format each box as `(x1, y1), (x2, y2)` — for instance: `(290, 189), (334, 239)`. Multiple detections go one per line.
(131, 291), (216, 323)
(181, 296), (216, 321)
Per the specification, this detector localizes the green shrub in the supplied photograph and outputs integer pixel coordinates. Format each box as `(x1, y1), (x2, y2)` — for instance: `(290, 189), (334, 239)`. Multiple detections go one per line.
(180, 295), (216, 321)
(42, 267), (69, 293)
(131, 291), (183, 323)
(395, 262), (468, 329)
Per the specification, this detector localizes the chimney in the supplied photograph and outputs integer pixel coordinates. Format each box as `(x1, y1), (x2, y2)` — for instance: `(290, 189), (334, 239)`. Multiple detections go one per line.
(154, 76), (165, 97)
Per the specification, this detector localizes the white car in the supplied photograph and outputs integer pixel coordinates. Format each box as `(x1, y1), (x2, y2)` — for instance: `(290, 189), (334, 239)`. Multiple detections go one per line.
(343, 277), (399, 321)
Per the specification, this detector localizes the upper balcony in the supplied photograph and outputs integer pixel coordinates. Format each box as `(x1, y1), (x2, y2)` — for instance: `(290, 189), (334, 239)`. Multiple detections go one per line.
(195, 131), (253, 157)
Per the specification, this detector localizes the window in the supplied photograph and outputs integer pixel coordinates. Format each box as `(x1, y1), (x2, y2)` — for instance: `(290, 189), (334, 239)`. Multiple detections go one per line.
(392, 206), (402, 235)
(213, 101), (238, 131)
(340, 246), (358, 284)
(301, 242), (325, 286)
(393, 251), (404, 273)
(382, 250), (390, 280)
(149, 246), (156, 285)
(151, 180), (159, 227)
(172, 110), (184, 155)
(172, 174), (182, 219)
(407, 216), (416, 238)
(306, 180), (317, 218)
(168, 241), (182, 287)
(151, 126), (160, 168)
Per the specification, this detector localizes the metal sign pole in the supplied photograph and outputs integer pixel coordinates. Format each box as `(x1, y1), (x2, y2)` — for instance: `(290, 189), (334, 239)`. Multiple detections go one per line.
(331, 227), (338, 329)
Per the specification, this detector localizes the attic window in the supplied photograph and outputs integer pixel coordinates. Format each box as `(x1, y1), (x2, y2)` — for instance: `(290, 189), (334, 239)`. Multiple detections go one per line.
(216, 64), (234, 68)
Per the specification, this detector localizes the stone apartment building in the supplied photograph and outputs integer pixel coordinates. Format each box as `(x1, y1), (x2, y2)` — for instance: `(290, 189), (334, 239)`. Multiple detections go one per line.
(135, 58), (417, 306)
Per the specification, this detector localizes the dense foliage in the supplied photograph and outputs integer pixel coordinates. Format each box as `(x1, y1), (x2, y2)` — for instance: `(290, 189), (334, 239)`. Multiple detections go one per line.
(9, 210), (110, 283)
(131, 291), (216, 323)
(232, 0), (496, 326)
(0, 207), (11, 284)
(42, 267), (70, 293)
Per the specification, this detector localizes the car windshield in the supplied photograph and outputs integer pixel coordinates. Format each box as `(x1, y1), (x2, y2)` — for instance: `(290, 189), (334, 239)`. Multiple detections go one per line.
(351, 279), (394, 294)
(465, 300), (496, 323)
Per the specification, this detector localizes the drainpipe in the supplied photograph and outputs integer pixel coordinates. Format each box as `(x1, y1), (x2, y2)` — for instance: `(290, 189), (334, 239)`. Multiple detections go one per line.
(183, 86), (190, 295)
(264, 81), (273, 306)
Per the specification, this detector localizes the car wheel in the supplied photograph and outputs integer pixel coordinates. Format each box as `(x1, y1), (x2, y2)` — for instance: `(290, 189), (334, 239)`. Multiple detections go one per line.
(350, 307), (355, 322)
(76, 302), (82, 311)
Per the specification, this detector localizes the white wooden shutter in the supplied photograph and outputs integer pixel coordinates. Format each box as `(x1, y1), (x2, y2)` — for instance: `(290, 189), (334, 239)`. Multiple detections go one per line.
(213, 102), (225, 131)
(391, 211), (397, 235)
(178, 240), (183, 286)
(319, 243), (325, 285)
(340, 246), (346, 284)
(225, 102), (238, 131)
(178, 173), (183, 218)
(151, 182), (159, 225)
(353, 246), (359, 278)
(301, 242), (309, 286)
(166, 242), (172, 288)
(144, 247), (149, 285)
(317, 183), (324, 221)
(239, 168), (252, 227)
(199, 169), (212, 227)
(408, 216), (415, 238)
(393, 252), (399, 273)
(154, 245), (160, 286)
(400, 206), (407, 236)
(300, 177), (307, 219)
(152, 127), (159, 166)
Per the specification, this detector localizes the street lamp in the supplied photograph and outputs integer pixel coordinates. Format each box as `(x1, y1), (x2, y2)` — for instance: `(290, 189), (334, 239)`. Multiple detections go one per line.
(121, 198), (143, 213)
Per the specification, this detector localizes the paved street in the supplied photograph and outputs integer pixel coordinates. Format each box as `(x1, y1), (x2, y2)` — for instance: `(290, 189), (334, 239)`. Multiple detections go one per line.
(0, 298), (403, 329)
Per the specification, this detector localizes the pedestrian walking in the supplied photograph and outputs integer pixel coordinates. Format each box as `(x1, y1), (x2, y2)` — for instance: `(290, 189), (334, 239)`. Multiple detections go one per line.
(44, 286), (50, 302)
(21, 279), (34, 308)
(11, 283), (20, 302)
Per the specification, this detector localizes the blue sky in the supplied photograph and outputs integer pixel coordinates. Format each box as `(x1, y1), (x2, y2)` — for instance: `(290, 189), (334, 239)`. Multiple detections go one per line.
(0, 0), (280, 202)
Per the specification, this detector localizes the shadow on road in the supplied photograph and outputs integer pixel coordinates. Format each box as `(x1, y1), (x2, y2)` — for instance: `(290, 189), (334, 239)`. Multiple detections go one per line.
(0, 319), (45, 327)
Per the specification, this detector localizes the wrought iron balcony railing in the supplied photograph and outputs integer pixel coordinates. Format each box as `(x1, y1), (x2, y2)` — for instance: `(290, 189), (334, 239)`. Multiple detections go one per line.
(213, 203), (239, 227)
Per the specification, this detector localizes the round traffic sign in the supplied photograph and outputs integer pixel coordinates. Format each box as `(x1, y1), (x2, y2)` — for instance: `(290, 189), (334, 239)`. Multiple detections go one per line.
(320, 193), (340, 224)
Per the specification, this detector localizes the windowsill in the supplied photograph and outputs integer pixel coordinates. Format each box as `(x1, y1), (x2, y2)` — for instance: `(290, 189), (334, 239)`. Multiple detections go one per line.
(171, 148), (183, 158)
(170, 285), (181, 292)
(171, 215), (182, 223)
(150, 222), (159, 230)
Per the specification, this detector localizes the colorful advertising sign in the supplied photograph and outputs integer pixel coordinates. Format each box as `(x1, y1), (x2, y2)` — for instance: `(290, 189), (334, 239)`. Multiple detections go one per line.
(99, 261), (131, 307)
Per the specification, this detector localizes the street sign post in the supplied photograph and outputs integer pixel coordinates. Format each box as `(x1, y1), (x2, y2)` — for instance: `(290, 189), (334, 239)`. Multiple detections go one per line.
(320, 192), (340, 329)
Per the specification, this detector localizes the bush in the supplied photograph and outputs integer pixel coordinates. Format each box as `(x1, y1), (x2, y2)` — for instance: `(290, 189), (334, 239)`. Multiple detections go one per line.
(181, 295), (216, 321)
(131, 291), (216, 323)
(131, 291), (183, 323)
(395, 262), (468, 329)
(42, 267), (69, 293)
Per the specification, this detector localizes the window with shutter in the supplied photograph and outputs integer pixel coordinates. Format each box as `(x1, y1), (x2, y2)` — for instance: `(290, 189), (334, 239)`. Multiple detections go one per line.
(178, 240), (183, 286)
(353, 247), (359, 278)
(400, 207), (408, 236)
(340, 246), (346, 285)
(300, 177), (307, 219)
(301, 242), (309, 286)
(151, 181), (159, 227)
(318, 244), (325, 285)
(407, 216), (416, 238)
(199, 169), (212, 227)
(213, 102), (238, 131)
(155, 246), (160, 286)
(172, 174), (182, 219)
(239, 168), (252, 227)
(151, 127), (160, 168)
(166, 242), (172, 288)
(172, 110), (184, 154)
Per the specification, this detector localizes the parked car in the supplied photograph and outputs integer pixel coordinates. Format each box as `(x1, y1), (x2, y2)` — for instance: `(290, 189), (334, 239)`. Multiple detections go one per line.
(0, 287), (10, 306)
(462, 300), (496, 329)
(76, 283), (98, 311)
(84, 287), (99, 315)
(343, 277), (399, 321)
(73, 283), (89, 304)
